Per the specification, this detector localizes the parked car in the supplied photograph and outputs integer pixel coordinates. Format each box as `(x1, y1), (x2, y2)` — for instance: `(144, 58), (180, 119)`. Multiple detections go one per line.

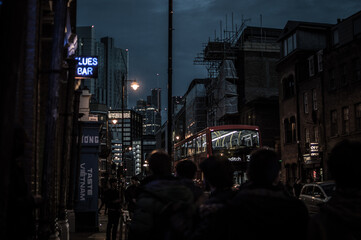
(299, 181), (336, 215)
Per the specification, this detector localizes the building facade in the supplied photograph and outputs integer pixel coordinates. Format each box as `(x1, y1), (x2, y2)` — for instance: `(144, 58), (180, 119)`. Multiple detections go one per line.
(134, 98), (162, 136)
(322, 12), (361, 178)
(108, 110), (143, 178)
(100, 37), (128, 110)
(1, 1), (82, 238)
(277, 21), (331, 184)
(196, 26), (281, 150)
(277, 11), (361, 184)
(147, 88), (162, 112)
(184, 79), (209, 138)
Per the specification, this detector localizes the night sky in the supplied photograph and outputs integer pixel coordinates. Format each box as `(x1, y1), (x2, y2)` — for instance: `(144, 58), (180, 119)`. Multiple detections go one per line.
(77, 0), (361, 114)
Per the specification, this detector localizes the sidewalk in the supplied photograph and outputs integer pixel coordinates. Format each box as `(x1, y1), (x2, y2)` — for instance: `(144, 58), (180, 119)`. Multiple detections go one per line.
(69, 209), (129, 240)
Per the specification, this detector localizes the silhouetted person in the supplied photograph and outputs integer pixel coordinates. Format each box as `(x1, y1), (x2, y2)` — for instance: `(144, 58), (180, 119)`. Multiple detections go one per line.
(129, 150), (195, 240)
(175, 160), (204, 205)
(229, 148), (309, 240)
(105, 178), (121, 240)
(98, 178), (109, 215)
(190, 156), (237, 240)
(6, 125), (42, 240)
(293, 178), (303, 198)
(124, 176), (140, 218)
(307, 139), (361, 240)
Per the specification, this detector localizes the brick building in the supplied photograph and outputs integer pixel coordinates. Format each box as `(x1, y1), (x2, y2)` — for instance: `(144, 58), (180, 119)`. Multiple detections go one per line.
(322, 12), (361, 174)
(277, 11), (361, 184)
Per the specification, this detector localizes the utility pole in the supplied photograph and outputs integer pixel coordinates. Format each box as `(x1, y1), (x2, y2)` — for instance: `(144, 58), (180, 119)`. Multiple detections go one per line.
(121, 73), (125, 179)
(167, 0), (173, 157)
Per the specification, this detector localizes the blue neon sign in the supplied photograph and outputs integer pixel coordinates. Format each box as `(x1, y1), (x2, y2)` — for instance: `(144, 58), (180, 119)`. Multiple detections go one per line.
(75, 56), (98, 79)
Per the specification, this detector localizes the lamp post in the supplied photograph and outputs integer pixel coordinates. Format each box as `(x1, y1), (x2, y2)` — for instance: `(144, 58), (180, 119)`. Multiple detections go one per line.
(167, 0), (173, 157)
(121, 74), (139, 178)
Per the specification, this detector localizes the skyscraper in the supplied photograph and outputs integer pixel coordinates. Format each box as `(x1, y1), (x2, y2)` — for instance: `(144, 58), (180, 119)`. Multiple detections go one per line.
(135, 98), (161, 135)
(100, 37), (128, 110)
(147, 88), (161, 112)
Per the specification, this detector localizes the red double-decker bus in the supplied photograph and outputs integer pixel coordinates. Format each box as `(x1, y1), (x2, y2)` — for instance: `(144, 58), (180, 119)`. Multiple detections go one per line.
(174, 125), (262, 185)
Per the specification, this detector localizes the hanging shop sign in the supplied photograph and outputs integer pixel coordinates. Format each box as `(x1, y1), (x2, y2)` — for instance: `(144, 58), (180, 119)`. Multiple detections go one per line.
(75, 56), (98, 79)
(310, 142), (319, 157)
(74, 122), (100, 212)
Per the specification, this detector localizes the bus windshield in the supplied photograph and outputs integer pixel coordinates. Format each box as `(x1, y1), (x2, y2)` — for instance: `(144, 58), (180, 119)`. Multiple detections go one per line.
(211, 129), (260, 164)
(211, 129), (260, 152)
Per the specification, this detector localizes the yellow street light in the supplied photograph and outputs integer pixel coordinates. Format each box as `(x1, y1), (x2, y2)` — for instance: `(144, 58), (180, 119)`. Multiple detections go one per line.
(130, 81), (140, 91)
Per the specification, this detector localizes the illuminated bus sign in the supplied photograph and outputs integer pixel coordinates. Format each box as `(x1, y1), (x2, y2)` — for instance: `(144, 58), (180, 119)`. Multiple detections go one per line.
(75, 56), (98, 79)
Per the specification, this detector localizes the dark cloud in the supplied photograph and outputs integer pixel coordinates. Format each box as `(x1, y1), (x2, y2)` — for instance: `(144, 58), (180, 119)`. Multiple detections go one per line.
(77, 0), (361, 111)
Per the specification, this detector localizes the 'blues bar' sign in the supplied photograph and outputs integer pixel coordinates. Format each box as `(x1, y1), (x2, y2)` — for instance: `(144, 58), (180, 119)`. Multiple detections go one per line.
(75, 56), (98, 79)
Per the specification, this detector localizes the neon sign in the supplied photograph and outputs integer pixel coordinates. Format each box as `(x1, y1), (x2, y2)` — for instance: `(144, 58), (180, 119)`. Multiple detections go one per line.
(75, 56), (98, 79)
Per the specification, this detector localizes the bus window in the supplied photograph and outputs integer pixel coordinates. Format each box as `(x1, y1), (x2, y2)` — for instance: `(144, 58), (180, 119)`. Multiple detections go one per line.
(176, 147), (181, 161)
(187, 141), (192, 157)
(181, 143), (186, 158)
(174, 125), (260, 183)
(196, 136), (202, 154)
(174, 147), (179, 161)
(201, 134), (206, 152)
(192, 138), (196, 156)
(252, 134), (259, 146)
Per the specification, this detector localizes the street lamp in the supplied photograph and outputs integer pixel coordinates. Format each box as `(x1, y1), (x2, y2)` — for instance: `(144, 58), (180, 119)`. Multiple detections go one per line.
(130, 82), (139, 91)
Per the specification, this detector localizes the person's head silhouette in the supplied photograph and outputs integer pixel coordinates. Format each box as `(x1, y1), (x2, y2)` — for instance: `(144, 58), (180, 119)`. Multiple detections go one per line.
(175, 160), (197, 180)
(199, 156), (234, 190)
(247, 148), (280, 188)
(147, 149), (172, 177)
(328, 139), (361, 190)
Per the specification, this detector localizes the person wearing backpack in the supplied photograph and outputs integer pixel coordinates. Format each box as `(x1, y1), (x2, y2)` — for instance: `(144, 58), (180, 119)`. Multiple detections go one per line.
(105, 178), (122, 240)
(228, 148), (309, 240)
(307, 140), (361, 240)
(175, 160), (205, 205)
(128, 150), (196, 240)
(189, 156), (237, 240)
(124, 176), (140, 218)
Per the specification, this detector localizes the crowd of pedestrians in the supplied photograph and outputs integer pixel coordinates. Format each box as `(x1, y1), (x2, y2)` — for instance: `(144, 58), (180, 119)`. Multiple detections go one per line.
(105, 139), (361, 240)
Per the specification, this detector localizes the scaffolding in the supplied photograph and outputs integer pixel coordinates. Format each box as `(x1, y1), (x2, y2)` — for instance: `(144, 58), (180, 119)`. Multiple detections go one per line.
(194, 16), (250, 79)
(194, 15), (250, 125)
